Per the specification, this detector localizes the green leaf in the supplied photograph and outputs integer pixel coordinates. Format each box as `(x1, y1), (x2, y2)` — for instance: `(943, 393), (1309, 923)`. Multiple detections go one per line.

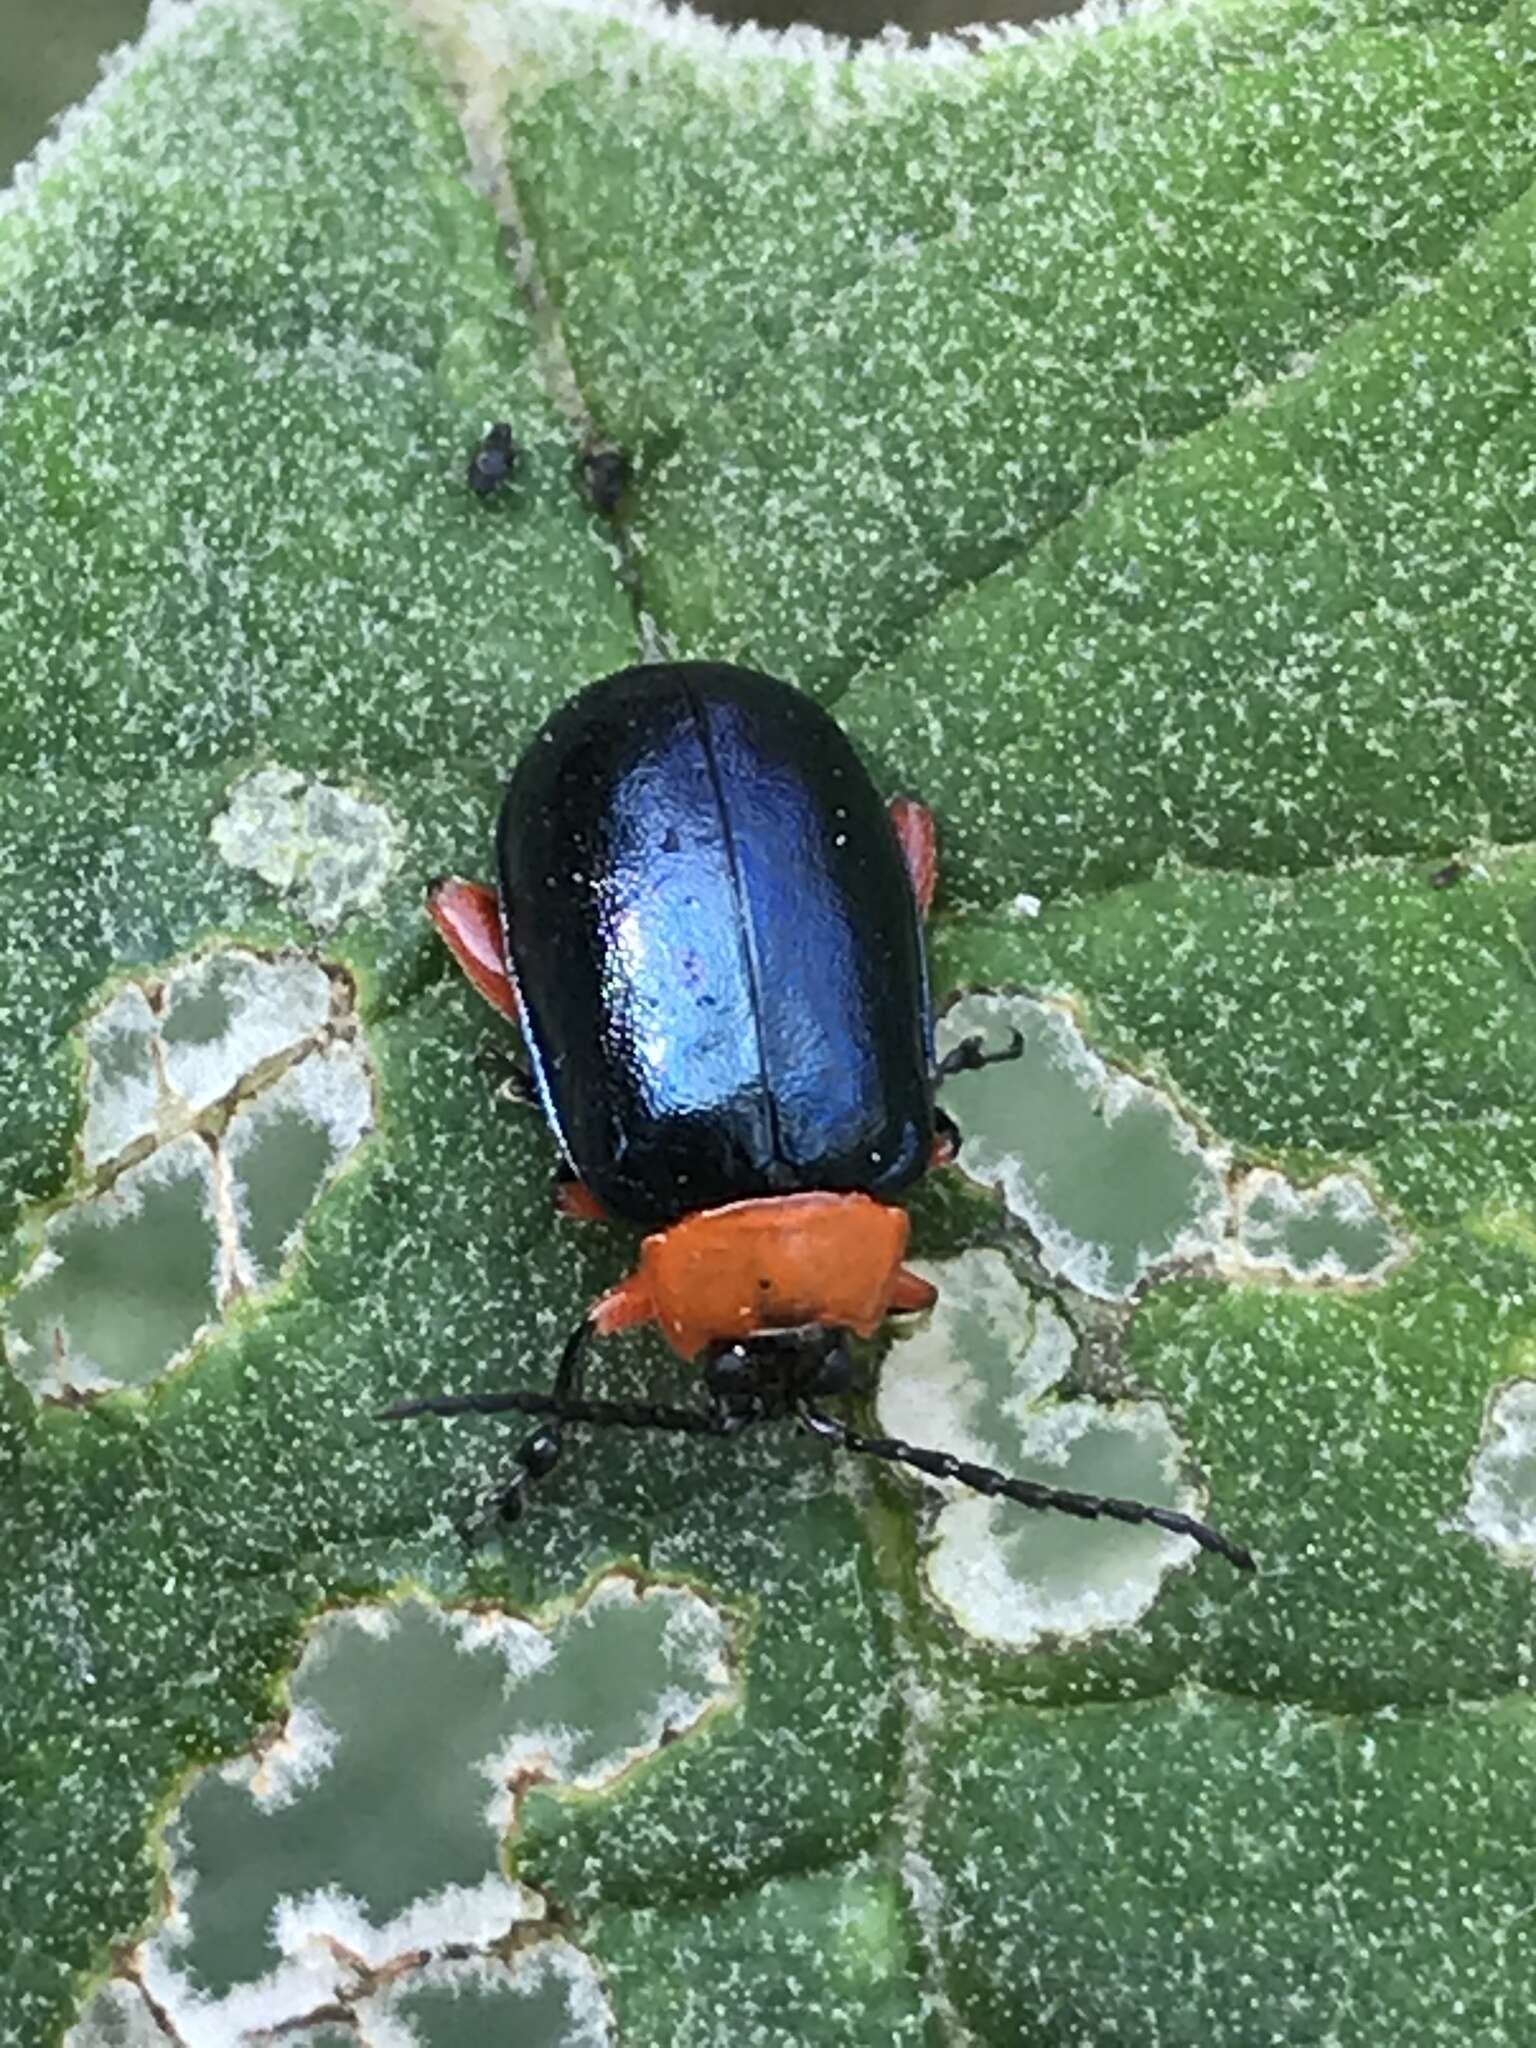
(5, 0), (1536, 2042)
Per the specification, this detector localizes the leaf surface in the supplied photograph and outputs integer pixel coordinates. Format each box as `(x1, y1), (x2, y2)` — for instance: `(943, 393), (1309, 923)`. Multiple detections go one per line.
(4, 1), (1536, 2042)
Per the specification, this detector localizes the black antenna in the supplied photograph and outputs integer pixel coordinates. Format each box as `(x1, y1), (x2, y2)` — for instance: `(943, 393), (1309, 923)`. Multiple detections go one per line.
(379, 1313), (597, 1426)
(796, 1403), (1254, 1571)
(380, 1314), (602, 1528)
(381, 1383), (735, 1437)
(379, 1324), (1255, 1569)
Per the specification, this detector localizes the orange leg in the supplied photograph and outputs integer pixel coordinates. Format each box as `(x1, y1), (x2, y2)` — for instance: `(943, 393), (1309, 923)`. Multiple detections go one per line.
(555, 1179), (610, 1222)
(591, 1268), (655, 1337)
(888, 797), (937, 917)
(431, 884), (604, 1227)
(428, 878), (520, 1022)
(890, 1267), (939, 1314)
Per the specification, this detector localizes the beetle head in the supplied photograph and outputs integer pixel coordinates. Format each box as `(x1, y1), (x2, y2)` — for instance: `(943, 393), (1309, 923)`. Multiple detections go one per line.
(703, 1325), (855, 1412)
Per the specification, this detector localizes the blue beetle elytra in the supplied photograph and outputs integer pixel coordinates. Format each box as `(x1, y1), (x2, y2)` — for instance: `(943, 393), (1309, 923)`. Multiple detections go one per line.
(384, 662), (1252, 1570)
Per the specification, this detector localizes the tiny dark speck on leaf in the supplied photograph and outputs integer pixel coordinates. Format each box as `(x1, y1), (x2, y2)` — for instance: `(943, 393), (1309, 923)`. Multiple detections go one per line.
(581, 441), (630, 512)
(468, 422), (518, 498)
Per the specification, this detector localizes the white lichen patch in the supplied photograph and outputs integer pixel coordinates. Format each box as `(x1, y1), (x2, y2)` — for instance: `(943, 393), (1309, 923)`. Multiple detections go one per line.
(211, 767), (402, 932)
(464, 1574), (737, 1816)
(941, 992), (1411, 1301)
(80, 948), (333, 1174)
(938, 992), (1231, 1300)
(1225, 1167), (1408, 1285)
(222, 1044), (376, 1289)
(128, 1584), (734, 2046)
(5, 1135), (219, 1399)
(62, 1978), (170, 2048)
(355, 1945), (615, 2048)
(158, 951), (333, 1120)
(1459, 1381), (1536, 1569)
(877, 1248), (1074, 1461)
(880, 1251), (1212, 1649)
(4, 949), (372, 1400)
(79, 985), (161, 1171)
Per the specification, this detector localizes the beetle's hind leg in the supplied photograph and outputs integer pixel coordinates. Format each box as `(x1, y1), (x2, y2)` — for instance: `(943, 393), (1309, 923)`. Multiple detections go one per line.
(474, 1038), (539, 1106)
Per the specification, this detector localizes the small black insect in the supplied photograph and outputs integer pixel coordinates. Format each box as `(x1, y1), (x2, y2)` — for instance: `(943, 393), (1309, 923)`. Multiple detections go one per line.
(468, 423), (519, 498)
(1429, 860), (1467, 889)
(581, 441), (630, 513)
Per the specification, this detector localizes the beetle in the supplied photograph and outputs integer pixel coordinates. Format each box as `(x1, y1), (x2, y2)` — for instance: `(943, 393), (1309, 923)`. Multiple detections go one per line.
(384, 662), (1252, 1571)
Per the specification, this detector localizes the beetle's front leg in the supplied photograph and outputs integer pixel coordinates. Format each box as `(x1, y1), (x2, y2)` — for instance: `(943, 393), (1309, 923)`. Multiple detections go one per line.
(467, 1313), (596, 1537)
(428, 877), (522, 1022)
(888, 796), (937, 916)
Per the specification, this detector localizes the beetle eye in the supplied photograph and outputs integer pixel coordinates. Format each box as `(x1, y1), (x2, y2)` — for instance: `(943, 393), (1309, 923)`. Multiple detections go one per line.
(704, 1343), (757, 1398)
(810, 1339), (853, 1397)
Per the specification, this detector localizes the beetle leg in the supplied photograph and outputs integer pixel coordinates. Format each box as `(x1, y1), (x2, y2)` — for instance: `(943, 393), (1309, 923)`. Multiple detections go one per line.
(469, 1310), (597, 1537)
(382, 1304), (753, 1541)
(555, 1179), (609, 1222)
(931, 1109), (961, 1167)
(888, 796), (937, 917)
(591, 1269), (656, 1335)
(428, 877), (521, 1022)
(935, 1027), (1026, 1085)
(473, 1423), (563, 1538)
(475, 1039), (539, 1105)
(889, 1267), (939, 1315)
